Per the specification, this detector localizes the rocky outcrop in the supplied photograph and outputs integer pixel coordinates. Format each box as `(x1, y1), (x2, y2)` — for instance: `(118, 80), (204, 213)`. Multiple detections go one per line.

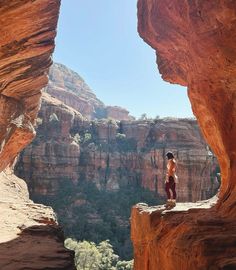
(131, 1), (236, 269)
(18, 93), (83, 196)
(15, 95), (219, 262)
(0, 0), (61, 171)
(46, 63), (134, 120)
(0, 1), (74, 269)
(0, 170), (74, 270)
(46, 63), (105, 119)
(106, 106), (135, 121)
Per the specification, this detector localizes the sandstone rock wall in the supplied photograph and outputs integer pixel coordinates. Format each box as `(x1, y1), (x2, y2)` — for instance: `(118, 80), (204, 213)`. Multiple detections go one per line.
(106, 106), (135, 121)
(0, 1), (75, 268)
(16, 96), (219, 202)
(0, 170), (74, 270)
(46, 63), (135, 121)
(131, 1), (236, 269)
(46, 63), (104, 119)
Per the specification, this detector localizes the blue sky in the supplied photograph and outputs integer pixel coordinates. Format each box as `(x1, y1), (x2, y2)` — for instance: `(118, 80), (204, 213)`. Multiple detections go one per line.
(53, 0), (194, 118)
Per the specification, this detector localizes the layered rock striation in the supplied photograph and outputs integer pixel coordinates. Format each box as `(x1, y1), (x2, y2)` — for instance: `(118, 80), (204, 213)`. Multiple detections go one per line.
(46, 63), (134, 121)
(16, 95), (219, 202)
(0, 1), (75, 268)
(0, 0), (60, 171)
(15, 90), (219, 263)
(131, 1), (236, 269)
(0, 170), (74, 270)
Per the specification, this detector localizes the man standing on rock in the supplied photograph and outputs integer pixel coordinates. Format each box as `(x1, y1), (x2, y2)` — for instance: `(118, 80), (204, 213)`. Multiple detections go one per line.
(165, 152), (178, 208)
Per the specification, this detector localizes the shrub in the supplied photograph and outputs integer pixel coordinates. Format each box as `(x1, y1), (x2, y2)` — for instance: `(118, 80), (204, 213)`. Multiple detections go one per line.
(73, 133), (81, 144)
(115, 133), (126, 140)
(83, 132), (92, 143)
(65, 239), (129, 270)
(116, 260), (134, 270)
(49, 113), (59, 122)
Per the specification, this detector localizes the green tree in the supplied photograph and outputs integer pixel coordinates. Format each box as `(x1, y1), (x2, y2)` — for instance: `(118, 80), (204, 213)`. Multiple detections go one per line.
(116, 133), (126, 140)
(139, 113), (147, 120)
(65, 238), (77, 250)
(73, 133), (81, 144)
(97, 240), (118, 270)
(83, 132), (92, 143)
(65, 239), (102, 270)
(65, 239), (134, 270)
(116, 260), (134, 270)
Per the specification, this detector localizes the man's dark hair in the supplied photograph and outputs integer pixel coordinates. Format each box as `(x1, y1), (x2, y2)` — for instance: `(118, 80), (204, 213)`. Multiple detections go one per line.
(166, 152), (174, 159)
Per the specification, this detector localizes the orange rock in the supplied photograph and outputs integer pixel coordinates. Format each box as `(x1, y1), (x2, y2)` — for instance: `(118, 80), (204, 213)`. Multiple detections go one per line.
(106, 106), (135, 121)
(0, 1), (75, 268)
(16, 101), (218, 203)
(0, 170), (75, 270)
(46, 63), (135, 120)
(132, 0), (236, 269)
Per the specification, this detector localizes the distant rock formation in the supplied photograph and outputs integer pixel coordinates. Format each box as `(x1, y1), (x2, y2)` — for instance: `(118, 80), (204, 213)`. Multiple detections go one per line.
(106, 106), (135, 121)
(16, 94), (219, 203)
(46, 63), (134, 121)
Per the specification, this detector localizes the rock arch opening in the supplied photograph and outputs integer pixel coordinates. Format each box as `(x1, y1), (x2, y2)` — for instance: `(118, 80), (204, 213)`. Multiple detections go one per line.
(10, 2), (223, 266)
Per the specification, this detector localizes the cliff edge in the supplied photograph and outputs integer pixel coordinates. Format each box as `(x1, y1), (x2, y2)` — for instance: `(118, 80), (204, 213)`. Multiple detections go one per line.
(132, 1), (236, 269)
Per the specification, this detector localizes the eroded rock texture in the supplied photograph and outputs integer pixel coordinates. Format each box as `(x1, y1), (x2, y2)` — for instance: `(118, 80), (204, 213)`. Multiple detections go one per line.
(0, 170), (74, 270)
(0, 0), (59, 171)
(131, 1), (236, 269)
(0, 1), (75, 269)
(16, 93), (219, 202)
(46, 63), (134, 120)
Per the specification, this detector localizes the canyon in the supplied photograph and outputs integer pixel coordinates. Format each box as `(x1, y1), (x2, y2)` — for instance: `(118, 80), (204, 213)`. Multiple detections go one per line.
(16, 63), (219, 203)
(15, 62), (219, 260)
(0, 0), (233, 269)
(131, 1), (236, 269)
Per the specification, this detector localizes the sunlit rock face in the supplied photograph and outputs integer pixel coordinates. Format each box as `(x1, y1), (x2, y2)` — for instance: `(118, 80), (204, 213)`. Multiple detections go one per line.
(46, 63), (105, 120)
(46, 63), (135, 121)
(0, 170), (74, 270)
(0, 0), (60, 171)
(106, 106), (135, 121)
(0, 1), (75, 269)
(131, 1), (236, 269)
(17, 93), (83, 196)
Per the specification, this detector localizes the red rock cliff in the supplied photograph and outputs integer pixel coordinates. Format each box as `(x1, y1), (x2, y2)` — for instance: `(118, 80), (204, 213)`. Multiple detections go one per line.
(46, 63), (135, 121)
(16, 62), (219, 202)
(0, 1), (75, 269)
(131, 1), (236, 269)
(16, 97), (219, 203)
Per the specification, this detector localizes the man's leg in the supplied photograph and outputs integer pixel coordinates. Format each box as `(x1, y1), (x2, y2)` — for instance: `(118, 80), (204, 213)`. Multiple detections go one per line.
(165, 182), (171, 200)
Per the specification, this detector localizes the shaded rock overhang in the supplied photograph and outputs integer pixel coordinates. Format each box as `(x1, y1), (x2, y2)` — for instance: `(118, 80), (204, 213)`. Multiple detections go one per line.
(137, 0), (236, 212)
(130, 1), (236, 269)
(0, 0), (61, 171)
(0, 1), (76, 269)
